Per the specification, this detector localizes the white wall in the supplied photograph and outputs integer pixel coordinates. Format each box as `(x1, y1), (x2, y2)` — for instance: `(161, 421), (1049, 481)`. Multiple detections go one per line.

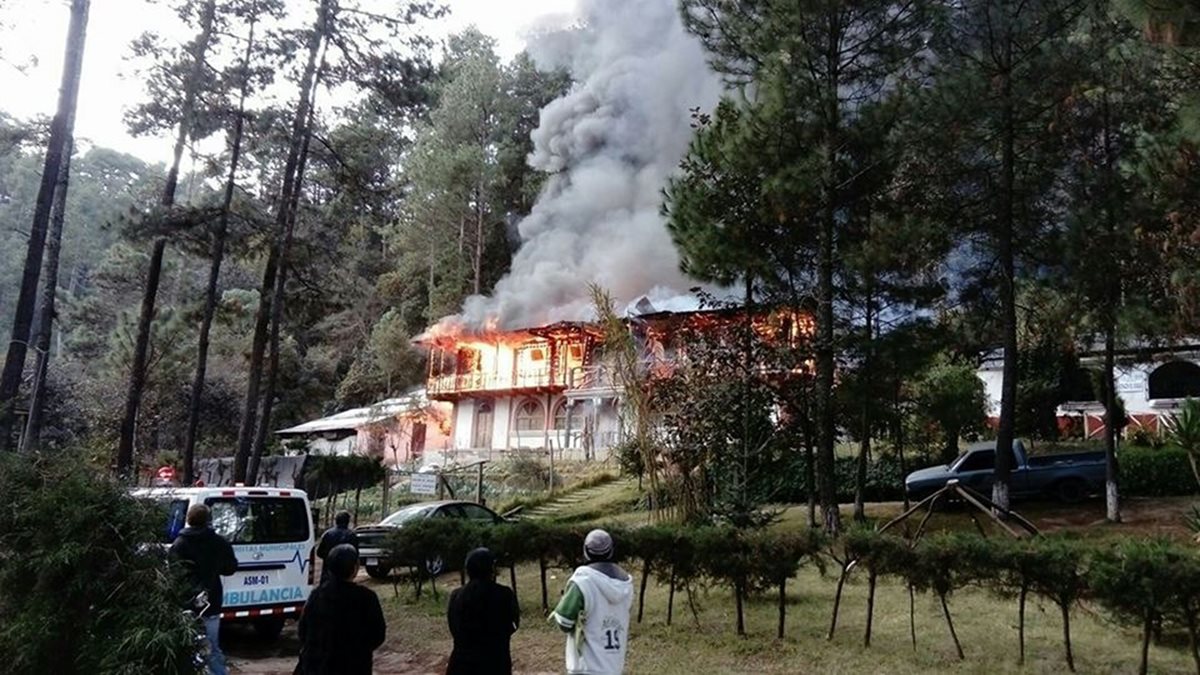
(453, 399), (476, 449)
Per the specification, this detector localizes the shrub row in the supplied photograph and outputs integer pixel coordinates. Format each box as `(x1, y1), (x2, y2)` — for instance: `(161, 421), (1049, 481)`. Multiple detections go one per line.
(383, 518), (1200, 671)
(842, 530), (1200, 673)
(1119, 446), (1198, 497)
(384, 519), (826, 637)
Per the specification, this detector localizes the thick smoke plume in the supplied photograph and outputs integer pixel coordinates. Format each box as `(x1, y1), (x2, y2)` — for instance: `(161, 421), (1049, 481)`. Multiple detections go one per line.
(439, 0), (722, 333)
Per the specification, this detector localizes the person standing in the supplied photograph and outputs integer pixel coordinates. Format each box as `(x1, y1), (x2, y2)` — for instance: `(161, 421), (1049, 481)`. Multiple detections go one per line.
(170, 503), (238, 675)
(446, 548), (520, 675)
(316, 510), (359, 583)
(550, 529), (634, 675)
(296, 544), (386, 675)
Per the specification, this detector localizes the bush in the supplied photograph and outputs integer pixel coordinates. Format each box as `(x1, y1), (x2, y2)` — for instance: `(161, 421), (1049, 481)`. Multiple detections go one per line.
(1120, 446), (1198, 496)
(0, 452), (199, 674)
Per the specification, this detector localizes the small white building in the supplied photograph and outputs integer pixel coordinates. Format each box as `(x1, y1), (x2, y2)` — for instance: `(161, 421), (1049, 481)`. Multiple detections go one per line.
(275, 389), (453, 465)
(976, 343), (1200, 438)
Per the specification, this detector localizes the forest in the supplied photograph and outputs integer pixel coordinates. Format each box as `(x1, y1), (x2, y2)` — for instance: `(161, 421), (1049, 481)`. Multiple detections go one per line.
(1, 0), (1200, 537)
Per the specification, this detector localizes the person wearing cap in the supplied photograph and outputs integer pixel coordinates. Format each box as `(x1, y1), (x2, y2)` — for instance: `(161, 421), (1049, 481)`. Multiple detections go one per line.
(316, 510), (359, 583)
(446, 547), (520, 675)
(550, 529), (634, 675)
(296, 544), (386, 675)
(170, 503), (237, 675)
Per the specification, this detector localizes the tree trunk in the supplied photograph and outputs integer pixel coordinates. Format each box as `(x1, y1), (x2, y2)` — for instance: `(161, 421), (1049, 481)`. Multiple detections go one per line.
(778, 578), (787, 640)
(20, 130), (75, 454)
(637, 560), (650, 623)
(940, 592), (964, 660)
(234, 0), (329, 483)
(855, 281), (873, 522)
(473, 182), (484, 294)
(1141, 611), (1153, 675)
(0, 0), (89, 451)
(864, 569), (877, 647)
(667, 567), (677, 626)
(1061, 600), (1075, 672)
(992, 30), (1018, 513)
(117, 0), (217, 476)
(248, 86), (320, 484)
(1018, 583), (1028, 665)
(182, 11), (258, 485)
(735, 577), (746, 637)
(1100, 85), (1121, 524)
(816, 10), (843, 535)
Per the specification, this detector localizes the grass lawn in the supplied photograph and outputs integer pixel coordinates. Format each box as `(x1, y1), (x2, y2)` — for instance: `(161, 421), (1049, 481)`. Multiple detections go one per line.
(369, 550), (1196, 674)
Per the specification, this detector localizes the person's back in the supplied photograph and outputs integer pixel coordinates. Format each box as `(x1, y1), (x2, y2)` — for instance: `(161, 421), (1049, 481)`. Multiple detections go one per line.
(551, 530), (634, 675)
(317, 511), (358, 583)
(447, 548), (520, 675)
(298, 544), (386, 675)
(170, 504), (237, 675)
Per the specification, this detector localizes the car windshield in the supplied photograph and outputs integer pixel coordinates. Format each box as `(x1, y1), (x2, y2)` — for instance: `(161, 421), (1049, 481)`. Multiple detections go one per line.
(142, 497), (189, 543)
(380, 503), (439, 526)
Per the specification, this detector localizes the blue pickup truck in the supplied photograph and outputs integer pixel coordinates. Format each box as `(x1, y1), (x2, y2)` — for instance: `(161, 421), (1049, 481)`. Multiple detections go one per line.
(904, 440), (1107, 503)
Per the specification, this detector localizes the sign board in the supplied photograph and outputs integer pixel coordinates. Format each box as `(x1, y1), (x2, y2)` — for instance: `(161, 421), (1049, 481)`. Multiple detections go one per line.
(410, 472), (438, 495)
(1116, 369), (1147, 395)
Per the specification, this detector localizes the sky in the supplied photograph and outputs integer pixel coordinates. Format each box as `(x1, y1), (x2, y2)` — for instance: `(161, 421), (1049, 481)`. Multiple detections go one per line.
(0, 0), (577, 164)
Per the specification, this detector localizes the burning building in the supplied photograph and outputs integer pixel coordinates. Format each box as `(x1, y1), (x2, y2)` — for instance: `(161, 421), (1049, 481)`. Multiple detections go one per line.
(416, 304), (814, 466)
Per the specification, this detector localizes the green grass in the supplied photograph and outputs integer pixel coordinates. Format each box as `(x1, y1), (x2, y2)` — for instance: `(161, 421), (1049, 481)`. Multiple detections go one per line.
(371, 558), (1196, 674)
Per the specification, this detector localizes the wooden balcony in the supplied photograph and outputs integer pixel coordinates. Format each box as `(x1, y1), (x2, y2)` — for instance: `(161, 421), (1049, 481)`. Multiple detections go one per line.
(426, 368), (567, 399)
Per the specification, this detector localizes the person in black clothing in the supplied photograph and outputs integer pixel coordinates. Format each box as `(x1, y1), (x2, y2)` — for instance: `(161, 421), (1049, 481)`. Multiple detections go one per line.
(170, 503), (238, 675)
(316, 510), (359, 583)
(446, 547), (520, 675)
(297, 544), (386, 675)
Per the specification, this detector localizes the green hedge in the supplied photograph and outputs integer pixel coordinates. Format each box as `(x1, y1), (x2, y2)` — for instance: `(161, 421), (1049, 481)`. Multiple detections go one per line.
(1119, 446), (1198, 497)
(384, 519), (826, 637)
(382, 518), (1200, 669)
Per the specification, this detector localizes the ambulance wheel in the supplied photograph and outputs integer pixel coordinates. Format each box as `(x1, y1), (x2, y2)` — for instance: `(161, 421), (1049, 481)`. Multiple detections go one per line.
(253, 616), (285, 641)
(365, 564), (391, 580)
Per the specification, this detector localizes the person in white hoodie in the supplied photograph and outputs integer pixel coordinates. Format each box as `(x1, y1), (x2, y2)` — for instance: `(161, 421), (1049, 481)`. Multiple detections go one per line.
(550, 529), (635, 675)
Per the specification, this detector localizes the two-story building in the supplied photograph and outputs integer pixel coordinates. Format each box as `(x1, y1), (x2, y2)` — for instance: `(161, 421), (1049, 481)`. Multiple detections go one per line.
(417, 304), (812, 467)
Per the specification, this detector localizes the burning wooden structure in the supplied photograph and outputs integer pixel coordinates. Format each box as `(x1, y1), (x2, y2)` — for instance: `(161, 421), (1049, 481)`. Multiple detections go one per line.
(416, 305), (814, 463)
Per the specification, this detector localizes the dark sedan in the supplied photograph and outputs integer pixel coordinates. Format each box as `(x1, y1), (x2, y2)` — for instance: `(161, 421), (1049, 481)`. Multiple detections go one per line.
(356, 500), (504, 579)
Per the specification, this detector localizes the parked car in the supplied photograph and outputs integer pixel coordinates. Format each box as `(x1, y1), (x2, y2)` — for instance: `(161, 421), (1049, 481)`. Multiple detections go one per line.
(904, 440), (1107, 503)
(356, 500), (505, 579)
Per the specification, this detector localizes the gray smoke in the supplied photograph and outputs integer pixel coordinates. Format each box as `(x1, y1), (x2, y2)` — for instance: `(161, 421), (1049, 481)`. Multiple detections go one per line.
(441, 0), (723, 332)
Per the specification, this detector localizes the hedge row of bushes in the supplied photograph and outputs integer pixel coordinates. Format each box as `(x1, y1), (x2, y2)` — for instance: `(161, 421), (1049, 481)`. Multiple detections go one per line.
(1119, 446), (1199, 497)
(383, 519), (1200, 672)
(384, 519), (826, 637)
(842, 531), (1200, 674)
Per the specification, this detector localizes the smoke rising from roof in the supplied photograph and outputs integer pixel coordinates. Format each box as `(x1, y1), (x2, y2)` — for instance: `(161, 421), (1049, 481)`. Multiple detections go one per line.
(443, 0), (723, 332)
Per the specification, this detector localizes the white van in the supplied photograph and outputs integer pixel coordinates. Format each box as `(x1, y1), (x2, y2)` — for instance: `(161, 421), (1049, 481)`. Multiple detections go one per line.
(132, 486), (316, 637)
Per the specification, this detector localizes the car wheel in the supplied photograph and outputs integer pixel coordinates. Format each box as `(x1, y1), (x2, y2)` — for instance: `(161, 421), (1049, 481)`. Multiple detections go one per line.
(1055, 478), (1087, 504)
(252, 616), (285, 641)
(365, 565), (392, 580)
(425, 555), (445, 576)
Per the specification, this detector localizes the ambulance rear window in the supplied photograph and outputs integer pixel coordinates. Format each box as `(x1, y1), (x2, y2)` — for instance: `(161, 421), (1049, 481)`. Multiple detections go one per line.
(206, 497), (309, 544)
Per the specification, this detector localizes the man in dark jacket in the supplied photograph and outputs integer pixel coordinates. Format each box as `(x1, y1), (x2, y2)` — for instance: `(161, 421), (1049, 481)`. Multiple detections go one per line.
(316, 510), (358, 583)
(297, 544), (387, 675)
(170, 503), (238, 675)
(446, 547), (520, 675)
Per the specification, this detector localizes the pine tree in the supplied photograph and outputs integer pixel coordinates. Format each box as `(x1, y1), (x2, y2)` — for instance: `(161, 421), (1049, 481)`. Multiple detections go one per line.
(116, 0), (219, 476)
(673, 0), (933, 534)
(0, 0), (89, 451)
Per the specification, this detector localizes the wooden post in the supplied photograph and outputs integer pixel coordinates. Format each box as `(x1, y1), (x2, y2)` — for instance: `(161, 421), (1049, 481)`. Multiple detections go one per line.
(475, 461), (484, 504)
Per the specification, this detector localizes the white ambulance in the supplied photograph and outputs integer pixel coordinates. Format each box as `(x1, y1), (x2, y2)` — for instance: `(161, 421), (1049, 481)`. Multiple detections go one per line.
(132, 486), (316, 638)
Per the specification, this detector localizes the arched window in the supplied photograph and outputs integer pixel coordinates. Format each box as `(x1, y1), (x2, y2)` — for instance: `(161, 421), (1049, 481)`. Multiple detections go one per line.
(515, 399), (545, 431)
(1149, 361), (1200, 400)
(553, 401), (570, 429)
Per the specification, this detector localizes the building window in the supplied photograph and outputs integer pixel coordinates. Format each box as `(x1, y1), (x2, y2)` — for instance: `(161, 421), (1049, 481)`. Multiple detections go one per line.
(515, 399), (545, 431)
(1149, 360), (1200, 400)
(553, 401), (570, 429)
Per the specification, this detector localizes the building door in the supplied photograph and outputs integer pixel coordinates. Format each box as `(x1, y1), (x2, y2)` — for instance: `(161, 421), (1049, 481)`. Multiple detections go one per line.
(472, 401), (494, 449)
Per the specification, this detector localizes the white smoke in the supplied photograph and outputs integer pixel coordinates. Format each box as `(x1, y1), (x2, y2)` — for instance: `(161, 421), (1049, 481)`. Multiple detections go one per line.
(444, 0), (723, 331)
